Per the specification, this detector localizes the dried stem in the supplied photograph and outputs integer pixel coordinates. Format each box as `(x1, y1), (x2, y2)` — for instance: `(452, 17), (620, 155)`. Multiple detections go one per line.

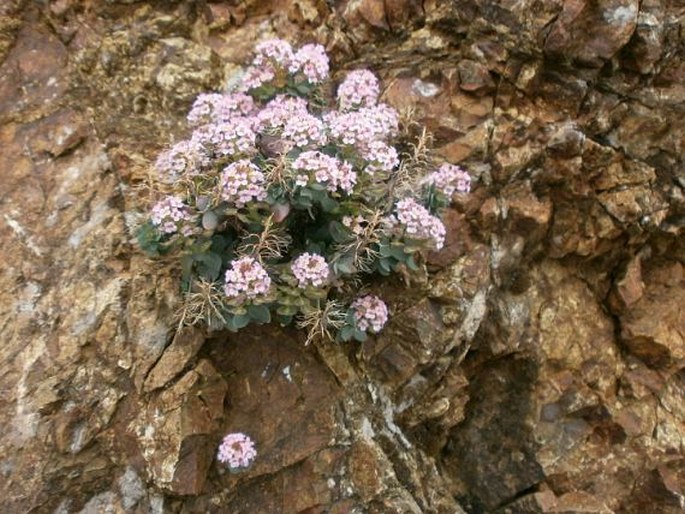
(297, 300), (347, 346)
(333, 207), (386, 273)
(175, 278), (228, 330)
(236, 214), (291, 261)
(389, 126), (435, 202)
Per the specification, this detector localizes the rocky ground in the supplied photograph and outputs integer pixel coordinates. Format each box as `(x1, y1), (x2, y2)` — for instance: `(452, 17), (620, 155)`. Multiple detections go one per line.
(0, 1), (683, 513)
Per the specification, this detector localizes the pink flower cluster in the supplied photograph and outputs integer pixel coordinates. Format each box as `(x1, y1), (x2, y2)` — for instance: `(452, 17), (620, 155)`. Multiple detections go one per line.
(191, 119), (256, 158)
(217, 432), (257, 470)
(292, 151), (356, 194)
(241, 39), (329, 91)
(224, 256), (271, 299)
(289, 44), (329, 84)
(362, 141), (399, 174)
(150, 196), (196, 235)
(351, 295), (388, 333)
(325, 104), (399, 151)
(337, 70), (380, 111)
(219, 160), (267, 207)
(254, 39), (294, 68)
(240, 39), (293, 90)
(154, 140), (203, 183)
(291, 253), (330, 288)
(424, 163), (471, 196)
(187, 92), (255, 127)
(257, 95), (308, 133)
(393, 198), (446, 250)
(241, 66), (276, 91)
(282, 112), (326, 148)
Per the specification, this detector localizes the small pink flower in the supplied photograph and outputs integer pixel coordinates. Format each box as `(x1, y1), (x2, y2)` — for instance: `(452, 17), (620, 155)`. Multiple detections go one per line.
(362, 141), (399, 174)
(423, 163), (471, 196)
(342, 215), (367, 235)
(219, 160), (267, 207)
(191, 119), (256, 158)
(217, 432), (257, 470)
(325, 104), (399, 150)
(150, 196), (196, 235)
(292, 151), (356, 194)
(240, 65), (276, 91)
(391, 198), (446, 250)
(291, 253), (329, 288)
(154, 140), (204, 183)
(351, 295), (388, 333)
(187, 93), (256, 127)
(253, 39), (294, 68)
(282, 112), (326, 148)
(337, 70), (380, 111)
(256, 95), (309, 133)
(289, 44), (329, 84)
(224, 256), (271, 299)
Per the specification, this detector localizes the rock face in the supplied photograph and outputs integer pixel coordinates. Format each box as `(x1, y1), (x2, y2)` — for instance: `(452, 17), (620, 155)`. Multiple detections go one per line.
(0, 1), (683, 513)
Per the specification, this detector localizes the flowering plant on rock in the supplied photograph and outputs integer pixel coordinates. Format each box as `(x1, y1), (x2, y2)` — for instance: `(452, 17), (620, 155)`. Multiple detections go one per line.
(138, 39), (471, 343)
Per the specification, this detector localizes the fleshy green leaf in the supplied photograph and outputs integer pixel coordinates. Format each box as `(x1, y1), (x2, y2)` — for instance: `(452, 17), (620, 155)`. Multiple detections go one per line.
(329, 221), (349, 244)
(353, 329), (368, 342)
(194, 252), (223, 281)
(137, 221), (163, 256)
(228, 313), (250, 331)
(320, 194), (338, 213)
(247, 304), (271, 324)
(338, 325), (355, 342)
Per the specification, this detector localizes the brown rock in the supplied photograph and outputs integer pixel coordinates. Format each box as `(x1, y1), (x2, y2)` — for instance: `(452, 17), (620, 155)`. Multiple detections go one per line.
(384, 0), (424, 31)
(610, 255), (644, 311)
(0, 25), (69, 122)
(22, 108), (89, 158)
(0, 1), (684, 512)
(143, 326), (205, 392)
(457, 59), (495, 94)
(619, 261), (685, 369)
(134, 359), (227, 494)
(545, 0), (638, 66)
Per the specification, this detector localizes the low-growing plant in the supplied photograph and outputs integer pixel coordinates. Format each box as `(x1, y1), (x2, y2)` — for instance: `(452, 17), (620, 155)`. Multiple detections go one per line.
(138, 39), (471, 344)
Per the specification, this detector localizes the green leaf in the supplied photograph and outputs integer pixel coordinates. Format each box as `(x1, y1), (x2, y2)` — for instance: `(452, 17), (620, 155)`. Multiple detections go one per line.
(247, 304), (271, 324)
(276, 314), (294, 326)
(304, 287), (328, 300)
(390, 245), (407, 260)
(353, 329), (368, 342)
(137, 221), (163, 256)
(194, 252), (223, 281)
(181, 254), (194, 285)
(338, 325), (355, 342)
(211, 234), (233, 254)
(334, 254), (356, 275)
(406, 254), (420, 271)
(276, 304), (299, 316)
(295, 82), (313, 95)
(226, 312), (250, 331)
(377, 258), (392, 276)
(319, 194), (338, 213)
(329, 221), (349, 244)
(378, 243), (392, 258)
(293, 194), (313, 209)
(307, 242), (325, 255)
